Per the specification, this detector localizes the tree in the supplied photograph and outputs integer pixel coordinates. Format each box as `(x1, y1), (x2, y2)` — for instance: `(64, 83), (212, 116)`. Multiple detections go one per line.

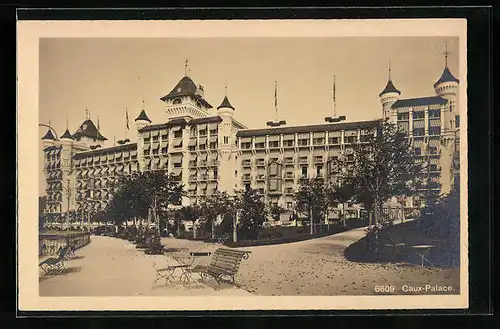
(294, 177), (329, 234)
(268, 203), (286, 221)
(340, 119), (423, 225)
(177, 204), (202, 238)
(198, 191), (234, 239)
(235, 188), (268, 240)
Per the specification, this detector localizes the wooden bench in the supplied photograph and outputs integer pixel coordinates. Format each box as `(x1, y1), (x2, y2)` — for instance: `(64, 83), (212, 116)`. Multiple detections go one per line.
(39, 245), (70, 275)
(187, 248), (251, 289)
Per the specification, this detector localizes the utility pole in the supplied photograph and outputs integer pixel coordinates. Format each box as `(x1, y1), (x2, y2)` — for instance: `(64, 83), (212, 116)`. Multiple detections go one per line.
(66, 179), (71, 232)
(233, 210), (238, 242)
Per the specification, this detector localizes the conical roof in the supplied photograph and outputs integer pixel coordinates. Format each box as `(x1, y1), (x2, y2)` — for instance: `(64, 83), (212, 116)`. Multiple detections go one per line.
(160, 76), (213, 108)
(41, 129), (56, 141)
(434, 66), (459, 87)
(60, 128), (73, 140)
(217, 96), (235, 110)
(73, 119), (107, 141)
(135, 109), (151, 123)
(379, 79), (401, 97)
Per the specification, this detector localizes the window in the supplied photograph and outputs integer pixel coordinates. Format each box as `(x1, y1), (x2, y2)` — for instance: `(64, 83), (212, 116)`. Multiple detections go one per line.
(429, 110), (441, 118)
(224, 136), (229, 144)
(214, 168), (218, 179)
(190, 127), (197, 135)
(301, 166), (308, 178)
(284, 140), (295, 147)
(398, 113), (409, 120)
(413, 128), (425, 136)
(328, 137), (340, 144)
(241, 142), (252, 149)
(173, 98), (182, 104)
(255, 142), (265, 149)
(174, 130), (183, 138)
(199, 129), (207, 137)
(209, 129), (217, 135)
(316, 165), (323, 177)
(430, 164), (438, 171)
(414, 147), (421, 155)
(429, 146), (438, 154)
(269, 141), (280, 148)
(313, 138), (324, 145)
(152, 135), (159, 142)
(234, 170), (237, 177)
(144, 137), (151, 143)
(360, 134), (371, 142)
(244, 183), (251, 191)
(298, 138), (309, 146)
(455, 115), (460, 128)
(188, 145), (196, 151)
(199, 144), (206, 150)
(413, 111), (425, 119)
(210, 142), (217, 149)
(429, 127), (441, 136)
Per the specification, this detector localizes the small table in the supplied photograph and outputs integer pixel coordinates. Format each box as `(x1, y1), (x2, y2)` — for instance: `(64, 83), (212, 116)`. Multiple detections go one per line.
(411, 245), (435, 267)
(155, 264), (190, 285)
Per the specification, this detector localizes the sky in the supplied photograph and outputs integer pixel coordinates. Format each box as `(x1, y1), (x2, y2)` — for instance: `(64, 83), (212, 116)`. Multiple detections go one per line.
(38, 36), (459, 196)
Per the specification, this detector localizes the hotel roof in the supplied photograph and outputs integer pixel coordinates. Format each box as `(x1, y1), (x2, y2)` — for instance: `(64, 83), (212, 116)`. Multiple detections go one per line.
(160, 76), (213, 108)
(392, 96), (448, 109)
(73, 119), (107, 141)
(434, 66), (460, 87)
(138, 116), (223, 132)
(236, 119), (381, 137)
(73, 142), (137, 158)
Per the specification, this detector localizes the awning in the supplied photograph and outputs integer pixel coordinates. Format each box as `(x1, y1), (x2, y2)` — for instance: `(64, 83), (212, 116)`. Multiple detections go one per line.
(145, 160), (151, 167)
(116, 152), (122, 158)
(255, 136), (266, 143)
(88, 169), (95, 176)
(171, 126), (182, 132)
(240, 137), (252, 143)
(268, 135), (280, 142)
(428, 139), (440, 147)
(160, 129), (169, 136)
(208, 123), (218, 130)
(190, 154), (198, 161)
(299, 149), (310, 156)
(188, 139), (197, 146)
(413, 120), (425, 129)
(298, 133), (310, 139)
(328, 131), (341, 137)
(430, 158), (439, 165)
(171, 168), (182, 176)
(199, 153), (208, 161)
(109, 153), (115, 160)
(313, 149), (324, 156)
(344, 130), (358, 137)
(82, 158), (87, 164)
(413, 139), (423, 147)
(152, 130), (160, 137)
(172, 139), (183, 147)
(209, 136), (217, 143)
(100, 154), (107, 161)
(197, 124), (207, 131)
(95, 168), (101, 175)
(171, 154), (183, 163)
(198, 137), (207, 145)
(313, 132), (325, 138)
(188, 184), (196, 191)
(94, 155), (99, 161)
(209, 154), (218, 161)
(283, 134), (295, 141)
(130, 150), (137, 157)
(198, 182), (207, 189)
(123, 150), (130, 157)
(74, 159), (80, 166)
(152, 142), (160, 150)
(117, 165), (124, 171)
(209, 182), (218, 189)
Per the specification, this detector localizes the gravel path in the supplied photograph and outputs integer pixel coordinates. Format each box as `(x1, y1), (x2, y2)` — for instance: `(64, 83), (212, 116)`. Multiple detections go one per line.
(161, 226), (460, 296)
(39, 236), (251, 296)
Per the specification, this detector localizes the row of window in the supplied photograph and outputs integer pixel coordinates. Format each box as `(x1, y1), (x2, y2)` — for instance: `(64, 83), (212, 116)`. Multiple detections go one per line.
(240, 136), (366, 149)
(397, 109), (442, 121)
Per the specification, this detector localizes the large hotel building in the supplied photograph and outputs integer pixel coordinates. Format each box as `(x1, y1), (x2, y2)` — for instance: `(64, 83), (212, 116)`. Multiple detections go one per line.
(41, 59), (460, 221)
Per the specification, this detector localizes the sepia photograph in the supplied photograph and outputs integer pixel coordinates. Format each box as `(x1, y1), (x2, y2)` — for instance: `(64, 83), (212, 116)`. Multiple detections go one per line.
(17, 19), (468, 310)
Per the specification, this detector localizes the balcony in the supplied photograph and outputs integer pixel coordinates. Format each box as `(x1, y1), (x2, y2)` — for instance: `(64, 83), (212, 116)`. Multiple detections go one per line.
(208, 160), (220, 166)
(198, 160), (208, 167)
(199, 174), (209, 181)
(256, 174), (266, 181)
(242, 160), (252, 167)
(188, 175), (197, 182)
(189, 161), (197, 168)
(256, 160), (266, 167)
(242, 174), (252, 181)
(284, 188), (294, 196)
(299, 157), (309, 164)
(314, 157), (323, 163)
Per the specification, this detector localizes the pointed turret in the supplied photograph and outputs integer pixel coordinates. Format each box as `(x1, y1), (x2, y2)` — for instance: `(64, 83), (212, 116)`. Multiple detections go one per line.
(42, 129), (56, 141)
(60, 128), (73, 140)
(379, 61), (401, 120)
(217, 96), (235, 110)
(135, 109), (152, 123)
(434, 43), (459, 99)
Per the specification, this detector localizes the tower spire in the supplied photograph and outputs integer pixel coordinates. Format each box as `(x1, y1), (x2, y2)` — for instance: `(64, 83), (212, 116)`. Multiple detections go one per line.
(443, 42), (449, 67)
(333, 75), (337, 117)
(274, 80), (278, 122)
(184, 59), (189, 76)
(224, 84), (228, 96)
(66, 116), (68, 130)
(388, 59), (392, 80)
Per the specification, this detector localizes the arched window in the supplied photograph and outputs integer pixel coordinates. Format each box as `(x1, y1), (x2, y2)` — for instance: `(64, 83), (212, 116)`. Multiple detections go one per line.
(173, 98), (182, 104)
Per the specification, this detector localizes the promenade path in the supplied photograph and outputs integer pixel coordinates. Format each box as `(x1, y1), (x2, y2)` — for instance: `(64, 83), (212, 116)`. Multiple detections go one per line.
(161, 225), (460, 296)
(39, 235), (251, 296)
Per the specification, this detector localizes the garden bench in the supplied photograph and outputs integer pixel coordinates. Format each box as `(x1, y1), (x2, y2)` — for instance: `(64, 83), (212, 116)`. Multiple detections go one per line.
(186, 248), (251, 289)
(39, 245), (70, 275)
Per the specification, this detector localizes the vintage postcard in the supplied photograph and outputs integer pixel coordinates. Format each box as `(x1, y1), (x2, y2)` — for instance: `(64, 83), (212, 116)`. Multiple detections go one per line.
(17, 18), (468, 311)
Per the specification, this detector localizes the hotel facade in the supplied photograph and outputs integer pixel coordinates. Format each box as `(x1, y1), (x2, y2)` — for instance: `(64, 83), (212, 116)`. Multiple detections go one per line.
(41, 60), (460, 221)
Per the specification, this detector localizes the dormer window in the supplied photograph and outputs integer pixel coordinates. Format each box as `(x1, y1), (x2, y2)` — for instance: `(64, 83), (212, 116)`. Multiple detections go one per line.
(173, 98), (182, 105)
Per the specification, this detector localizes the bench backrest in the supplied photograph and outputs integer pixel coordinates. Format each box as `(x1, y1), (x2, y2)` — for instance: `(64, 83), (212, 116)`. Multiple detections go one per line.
(209, 248), (251, 275)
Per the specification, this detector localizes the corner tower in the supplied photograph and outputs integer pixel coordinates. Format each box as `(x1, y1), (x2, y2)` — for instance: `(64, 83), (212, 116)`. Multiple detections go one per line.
(379, 62), (401, 122)
(216, 86), (237, 195)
